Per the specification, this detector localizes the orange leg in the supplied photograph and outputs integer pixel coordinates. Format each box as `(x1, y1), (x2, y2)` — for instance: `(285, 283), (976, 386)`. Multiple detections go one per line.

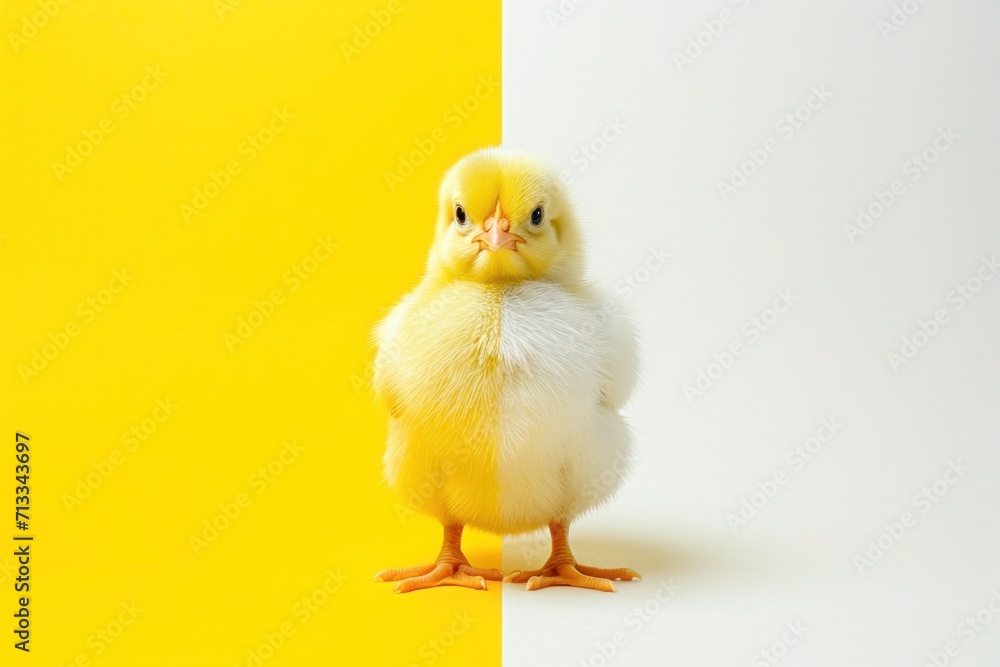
(375, 525), (505, 593)
(503, 523), (640, 592)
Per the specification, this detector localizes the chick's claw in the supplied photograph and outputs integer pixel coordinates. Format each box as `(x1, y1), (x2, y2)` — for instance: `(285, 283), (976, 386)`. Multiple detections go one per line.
(373, 564), (437, 582)
(575, 564), (642, 581)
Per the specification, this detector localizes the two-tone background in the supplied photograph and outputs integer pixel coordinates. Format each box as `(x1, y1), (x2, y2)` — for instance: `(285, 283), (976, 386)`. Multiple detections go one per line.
(2, 1), (997, 665)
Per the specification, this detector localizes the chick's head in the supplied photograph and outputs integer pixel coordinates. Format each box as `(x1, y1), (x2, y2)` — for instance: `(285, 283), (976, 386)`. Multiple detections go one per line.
(428, 147), (583, 284)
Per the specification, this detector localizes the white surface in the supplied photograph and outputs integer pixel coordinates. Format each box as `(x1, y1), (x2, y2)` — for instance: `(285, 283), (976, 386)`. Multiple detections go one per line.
(502, 1), (1000, 665)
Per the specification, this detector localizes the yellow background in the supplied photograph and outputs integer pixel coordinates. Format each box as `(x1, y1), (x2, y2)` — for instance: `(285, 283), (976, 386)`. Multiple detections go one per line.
(0, 1), (501, 664)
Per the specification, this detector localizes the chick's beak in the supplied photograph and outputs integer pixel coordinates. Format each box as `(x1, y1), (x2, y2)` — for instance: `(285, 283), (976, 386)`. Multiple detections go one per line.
(473, 203), (524, 252)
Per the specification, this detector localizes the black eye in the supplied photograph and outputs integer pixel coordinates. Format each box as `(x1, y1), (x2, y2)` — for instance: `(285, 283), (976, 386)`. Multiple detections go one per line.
(455, 205), (467, 225)
(530, 206), (543, 226)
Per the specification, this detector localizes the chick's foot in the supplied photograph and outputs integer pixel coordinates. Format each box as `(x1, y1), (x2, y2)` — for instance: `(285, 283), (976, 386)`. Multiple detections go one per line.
(375, 525), (504, 594)
(375, 562), (504, 593)
(503, 523), (640, 592)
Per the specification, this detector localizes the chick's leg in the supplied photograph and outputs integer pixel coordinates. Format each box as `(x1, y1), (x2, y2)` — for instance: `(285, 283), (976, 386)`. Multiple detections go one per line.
(375, 524), (505, 593)
(503, 522), (640, 592)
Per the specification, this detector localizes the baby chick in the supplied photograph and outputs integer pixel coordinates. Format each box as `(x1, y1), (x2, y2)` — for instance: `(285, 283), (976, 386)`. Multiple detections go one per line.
(373, 147), (639, 592)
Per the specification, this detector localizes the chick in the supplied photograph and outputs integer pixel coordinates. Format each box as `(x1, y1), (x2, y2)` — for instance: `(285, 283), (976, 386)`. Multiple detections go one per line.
(373, 147), (639, 592)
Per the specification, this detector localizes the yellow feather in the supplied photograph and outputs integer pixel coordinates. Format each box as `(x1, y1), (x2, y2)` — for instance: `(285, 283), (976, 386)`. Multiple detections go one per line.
(376, 281), (505, 531)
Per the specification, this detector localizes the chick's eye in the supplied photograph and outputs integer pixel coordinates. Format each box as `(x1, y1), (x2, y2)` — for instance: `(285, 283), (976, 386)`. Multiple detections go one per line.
(455, 206), (467, 226)
(530, 206), (543, 226)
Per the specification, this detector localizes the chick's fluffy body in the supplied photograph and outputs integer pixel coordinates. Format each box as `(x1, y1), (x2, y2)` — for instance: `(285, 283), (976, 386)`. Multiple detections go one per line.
(374, 148), (637, 536)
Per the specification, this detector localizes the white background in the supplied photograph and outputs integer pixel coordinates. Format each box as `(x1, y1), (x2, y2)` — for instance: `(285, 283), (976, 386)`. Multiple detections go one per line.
(502, 1), (1000, 665)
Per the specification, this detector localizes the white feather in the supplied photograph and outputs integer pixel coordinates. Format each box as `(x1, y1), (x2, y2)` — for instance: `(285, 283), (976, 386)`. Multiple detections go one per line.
(497, 281), (637, 533)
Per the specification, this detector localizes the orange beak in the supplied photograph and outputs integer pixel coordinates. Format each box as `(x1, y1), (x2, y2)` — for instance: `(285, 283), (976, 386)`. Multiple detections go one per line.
(473, 202), (524, 252)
